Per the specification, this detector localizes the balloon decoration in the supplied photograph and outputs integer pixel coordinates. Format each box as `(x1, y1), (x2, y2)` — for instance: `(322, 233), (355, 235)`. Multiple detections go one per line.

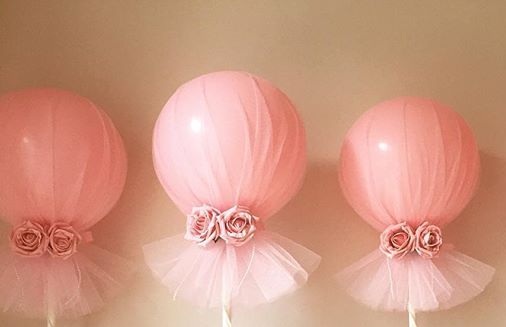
(0, 89), (132, 325)
(143, 71), (321, 325)
(337, 97), (495, 326)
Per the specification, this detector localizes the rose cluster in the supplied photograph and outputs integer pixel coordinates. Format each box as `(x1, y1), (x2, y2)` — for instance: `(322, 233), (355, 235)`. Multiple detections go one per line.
(379, 221), (443, 259)
(10, 220), (83, 260)
(184, 205), (259, 247)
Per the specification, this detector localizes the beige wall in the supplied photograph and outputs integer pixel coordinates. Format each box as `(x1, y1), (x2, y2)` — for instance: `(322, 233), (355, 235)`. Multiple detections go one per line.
(1, 1), (506, 326)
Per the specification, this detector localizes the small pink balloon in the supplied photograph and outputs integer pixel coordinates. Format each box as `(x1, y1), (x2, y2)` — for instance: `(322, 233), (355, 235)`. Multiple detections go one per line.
(337, 97), (493, 313)
(0, 88), (127, 230)
(153, 71), (306, 220)
(339, 97), (480, 230)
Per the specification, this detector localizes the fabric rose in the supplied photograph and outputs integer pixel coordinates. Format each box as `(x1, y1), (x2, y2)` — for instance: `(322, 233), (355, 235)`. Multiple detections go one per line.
(47, 222), (82, 259)
(414, 222), (443, 259)
(185, 205), (221, 247)
(379, 222), (415, 259)
(10, 221), (48, 257)
(219, 206), (258, 246)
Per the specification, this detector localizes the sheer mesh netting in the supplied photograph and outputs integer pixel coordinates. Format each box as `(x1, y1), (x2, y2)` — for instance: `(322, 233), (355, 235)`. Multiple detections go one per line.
(144, 231), (320, 308)
(337, 248), (494, 311)
(0, 244), (133, 317)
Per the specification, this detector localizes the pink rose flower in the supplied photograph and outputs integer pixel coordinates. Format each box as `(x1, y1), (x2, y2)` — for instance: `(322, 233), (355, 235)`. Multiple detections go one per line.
(219, 206), (258, 246)
(185, 205), (221, 247)
(414, 222), (443, 259)
(47, 222), (81, 260)
(379, 222), (415, 259)
(10, 221), (48, 257)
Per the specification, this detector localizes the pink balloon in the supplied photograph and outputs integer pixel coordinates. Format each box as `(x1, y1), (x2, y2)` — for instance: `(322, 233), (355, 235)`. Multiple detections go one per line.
(145, 71), (319, 310)
(339, 97), (479, 230)
(0, 88), (127, 229)
(337, 97), (494, 312)
(153, 71), (306, 219)
(0, 88), (130, 318)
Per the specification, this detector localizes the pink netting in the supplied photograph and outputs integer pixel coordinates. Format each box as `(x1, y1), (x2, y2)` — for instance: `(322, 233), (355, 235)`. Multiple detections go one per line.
(337, 247), (494, 311)
(144, 231), (320, 308)
(0, 244), (133, 318)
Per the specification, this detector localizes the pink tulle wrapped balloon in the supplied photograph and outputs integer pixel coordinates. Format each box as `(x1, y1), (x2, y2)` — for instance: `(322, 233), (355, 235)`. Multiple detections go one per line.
(337, 97), (494, 313)
(0, 89), (132, 319)
(143, 71), (320, 315)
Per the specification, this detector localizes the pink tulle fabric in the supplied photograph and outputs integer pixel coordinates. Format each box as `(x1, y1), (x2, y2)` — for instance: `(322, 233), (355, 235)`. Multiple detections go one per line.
(144, 71), (320, 308)
(144, 231), (319, 308)
(0, 89), (132, 318)
(337, 97), (495, 312)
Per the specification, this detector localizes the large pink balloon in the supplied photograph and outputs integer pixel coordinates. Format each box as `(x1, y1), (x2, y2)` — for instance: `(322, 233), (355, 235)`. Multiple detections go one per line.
(153, 71), (306, 219)
(145, 71), (319, 310)
(339, 97), (480, 230)
(0, 88), (127, 230)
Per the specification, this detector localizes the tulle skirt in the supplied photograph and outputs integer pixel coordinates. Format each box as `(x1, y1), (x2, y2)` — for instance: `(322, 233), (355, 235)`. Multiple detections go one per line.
(337, 246), (495, 312)
(0, 244), (134, 318)
(143, 231), (321, 308)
